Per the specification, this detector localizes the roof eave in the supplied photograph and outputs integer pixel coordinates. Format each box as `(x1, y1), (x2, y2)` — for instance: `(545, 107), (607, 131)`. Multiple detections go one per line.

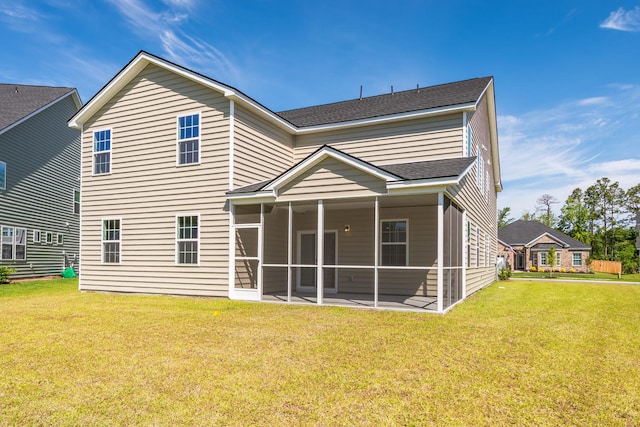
(3, 89), (81, 136)
(293, 102), (476, 135)
(68, 51), (296, 132)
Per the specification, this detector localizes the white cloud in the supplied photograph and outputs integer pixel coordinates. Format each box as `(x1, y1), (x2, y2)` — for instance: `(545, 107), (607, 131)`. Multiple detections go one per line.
(600, 7), (640, 32)
(576, 96), (608, 106)
(105, 0), (239, 82)
(498, 85), (640, 218)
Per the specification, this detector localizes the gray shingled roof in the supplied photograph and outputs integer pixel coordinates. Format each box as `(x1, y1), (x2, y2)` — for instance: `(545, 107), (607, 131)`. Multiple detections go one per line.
(0, 84), (76, 133)
(379, 157), (475, 180)
(276, 77), (492, 127)
(499, 220), (591, 250)
(228, 155), (475, 194)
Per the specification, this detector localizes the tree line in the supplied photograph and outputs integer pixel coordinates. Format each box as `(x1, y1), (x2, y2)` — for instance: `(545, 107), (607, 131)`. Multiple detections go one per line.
(499, 177), (640, 273)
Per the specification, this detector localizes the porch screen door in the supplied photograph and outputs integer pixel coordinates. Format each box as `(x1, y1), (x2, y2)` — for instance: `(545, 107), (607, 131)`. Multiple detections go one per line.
(297, 231), (337, 291)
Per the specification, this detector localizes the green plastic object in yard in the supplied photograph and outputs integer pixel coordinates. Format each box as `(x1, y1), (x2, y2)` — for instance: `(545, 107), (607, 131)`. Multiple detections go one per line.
(61, 267), (77, 279)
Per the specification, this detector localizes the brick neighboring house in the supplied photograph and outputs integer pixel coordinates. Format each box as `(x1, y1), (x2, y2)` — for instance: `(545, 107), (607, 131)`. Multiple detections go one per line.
(498, 220), (591, 272)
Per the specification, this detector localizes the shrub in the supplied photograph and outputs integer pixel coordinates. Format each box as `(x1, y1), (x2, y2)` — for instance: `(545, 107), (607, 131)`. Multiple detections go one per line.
(569, 268), (576, 273)
(498, 266), (512, 281)
(560, 268), (566, 273)
(0, 266), (16, 284)
(529, 266), (537, 272)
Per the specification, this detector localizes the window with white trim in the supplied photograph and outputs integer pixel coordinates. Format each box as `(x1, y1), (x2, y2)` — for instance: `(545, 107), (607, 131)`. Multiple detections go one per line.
(73, 190), (80, 214)
(33, 230), (41, 243)
(177, 114), (200, 165)
(572, 253), (582, 266)
(485, 232), (489, 267)
(57, 234), (64, 246)
(102, 219), (121, 263)
(476, 227), (480, 267)
(540, 252), (547, 266)
(93, 129), (111, 175)
(555, 252), (561, 266)
(177, 215), (199, 264)
(46, 232), (53, 244)
(0, 161), (6, 190)
(381, 220), (407, 266)
(1, 226), (26, 260)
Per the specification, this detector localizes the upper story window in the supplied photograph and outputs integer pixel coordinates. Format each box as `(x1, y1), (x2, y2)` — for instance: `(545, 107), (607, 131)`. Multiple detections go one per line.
(177, 215), (199, 264)
(1, 226), (26, 261)
(381, 220), (408, 266)
(73, 190), (80, 214)
(177, 113), (200, 165)
(0, 161), (6, 190)
(93, 129), (111, 175)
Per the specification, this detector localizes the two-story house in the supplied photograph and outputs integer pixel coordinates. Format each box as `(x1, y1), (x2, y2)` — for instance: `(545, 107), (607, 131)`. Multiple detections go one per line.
(69, 51), (501, 312)
(1, 84), (81, 279)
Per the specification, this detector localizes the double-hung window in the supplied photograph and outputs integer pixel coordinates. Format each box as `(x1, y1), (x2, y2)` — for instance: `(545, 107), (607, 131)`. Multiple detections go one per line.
(381, 220), (407, 266)
(540, 252), (547, 266)
(177, 215), (199, 264)
(102, 219), (121, 263)
(74, 190), (80, 214)
(572, 253), (582, 266)
(0, 161), (6, 190)
(33, 230), (41, 243)
(93, 129), (111, 175)
(1, 226), (26, 260)
(177, 113), (200, 165)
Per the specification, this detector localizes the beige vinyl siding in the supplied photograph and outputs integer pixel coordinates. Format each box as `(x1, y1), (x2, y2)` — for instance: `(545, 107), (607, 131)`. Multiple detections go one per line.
(449, 94), (498, 295)
(278, 157), (388, 201)
(233, 105), (293, 188)
(294, 113), (463, 164)
(80, 63), (230, 296)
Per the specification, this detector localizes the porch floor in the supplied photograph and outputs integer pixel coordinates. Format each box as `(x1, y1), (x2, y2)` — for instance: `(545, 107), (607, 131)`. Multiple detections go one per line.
(262, 291), (438, 312)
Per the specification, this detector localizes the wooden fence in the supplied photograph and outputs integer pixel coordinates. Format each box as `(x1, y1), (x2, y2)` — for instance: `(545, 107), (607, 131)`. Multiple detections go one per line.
(590, 259), (622, 274)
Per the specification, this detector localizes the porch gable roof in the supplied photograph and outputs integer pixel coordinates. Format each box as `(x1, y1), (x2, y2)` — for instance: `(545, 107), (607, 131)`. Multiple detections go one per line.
(227, 145), (476, 201)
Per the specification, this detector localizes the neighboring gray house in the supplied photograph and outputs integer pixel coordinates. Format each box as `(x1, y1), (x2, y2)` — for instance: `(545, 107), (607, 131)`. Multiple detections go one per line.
(498, 220), (591, 272)
(0, 84), (82, 278)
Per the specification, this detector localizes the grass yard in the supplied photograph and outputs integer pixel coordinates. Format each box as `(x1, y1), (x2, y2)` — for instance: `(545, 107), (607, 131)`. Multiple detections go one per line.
(512, 271), (640, 282)
(1, 279), (639, 426)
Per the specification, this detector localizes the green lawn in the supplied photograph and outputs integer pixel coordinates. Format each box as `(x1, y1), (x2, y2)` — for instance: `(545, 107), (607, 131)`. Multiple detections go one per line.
(512, 271), (640, 282)
(1, 278), (639, 426)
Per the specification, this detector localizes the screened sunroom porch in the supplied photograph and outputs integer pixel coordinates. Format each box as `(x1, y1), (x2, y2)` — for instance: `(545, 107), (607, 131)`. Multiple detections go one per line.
(229, 193), (465, 313)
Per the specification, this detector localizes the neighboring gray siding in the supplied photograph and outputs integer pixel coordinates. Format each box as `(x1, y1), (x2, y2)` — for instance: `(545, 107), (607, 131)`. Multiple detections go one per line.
(80, 64), (231, 296)
(0, 94), (80, 278)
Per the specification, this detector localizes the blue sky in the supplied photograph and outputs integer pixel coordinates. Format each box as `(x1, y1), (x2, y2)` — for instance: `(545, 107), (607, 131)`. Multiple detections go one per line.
(1, 0), (639, 217)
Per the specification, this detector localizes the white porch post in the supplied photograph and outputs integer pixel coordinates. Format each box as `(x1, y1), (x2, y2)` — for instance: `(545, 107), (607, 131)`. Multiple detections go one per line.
(287, 202), (293, 303)
(317, 199), (324, 305)
(374, 196), (379, 308)
(258, 203), (264, 301)
(462, 210), (467, 298)
(437, 192), (444, 313)
(228, 203), (235, 298)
